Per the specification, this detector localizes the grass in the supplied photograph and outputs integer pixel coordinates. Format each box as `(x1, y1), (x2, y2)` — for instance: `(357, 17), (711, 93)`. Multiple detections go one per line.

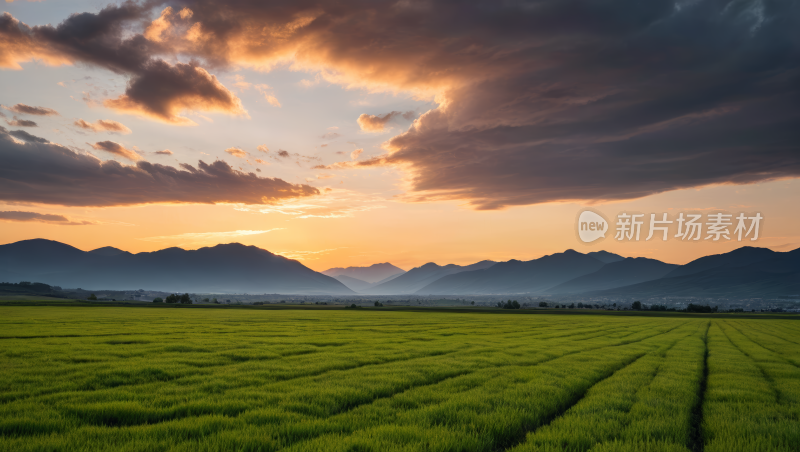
(0, 306), (797, 451)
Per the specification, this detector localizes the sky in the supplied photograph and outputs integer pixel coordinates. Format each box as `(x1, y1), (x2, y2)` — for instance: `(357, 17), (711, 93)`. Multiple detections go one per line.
(0, 0), (798, 271)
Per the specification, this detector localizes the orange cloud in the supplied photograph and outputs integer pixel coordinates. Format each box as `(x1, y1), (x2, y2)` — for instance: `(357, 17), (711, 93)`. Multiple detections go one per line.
(225, 147), (248, 158)
(0, 13), (72, 69)
(144, 7), (173, 42)
(74, 119), (132, 134)
(90, 141), (142, 161)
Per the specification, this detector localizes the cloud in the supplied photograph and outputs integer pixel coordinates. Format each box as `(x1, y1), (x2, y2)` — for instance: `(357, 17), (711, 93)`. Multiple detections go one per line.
(74, 119), (132, 134)
(276, 150), (290, 158)
(0, 210), (96, 226)
(4, 1), (799, 208)
(350, 148), (363, 160)
(104, 61), (246, 125)
(321, 132), (341, 139)
(0, 8), (245, 125)
(158, 0), (793, 209)
(236, 188), (385, 219)
(273, 248), (342, 261)
(7, 128), (47, 143)
(257, 145), (269, 153)
(155, 149), (173, 155)
(357, 111), (413, 132)
(225, 147), (247, 158)
(254, 158), (269, 165)
(6, 117), (37, 127)
(3, 103), (58, 116)
(254, 84), (281, 107)
(139, 229), (281, 246)
(90, 141), (142, 161)
(0, 127), (319, 206)
(144, 6), (173, 43)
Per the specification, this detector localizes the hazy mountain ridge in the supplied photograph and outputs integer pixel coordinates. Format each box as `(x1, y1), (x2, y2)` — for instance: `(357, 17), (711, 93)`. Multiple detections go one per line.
(0, 239), (353, 295)
(365, 260), (497, 295)
(590, 247), (800, 298)
(332, 275), (373, 292)
(544, 257), (678, 294)
(322, 263), (405, 283)
(418, 250), (609, 295)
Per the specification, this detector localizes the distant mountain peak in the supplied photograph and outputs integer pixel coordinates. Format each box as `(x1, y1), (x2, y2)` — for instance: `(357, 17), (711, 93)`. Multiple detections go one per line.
(587, 250), (625, 264)
(322, 262), (405, 284)
(88, 246), (130, 257)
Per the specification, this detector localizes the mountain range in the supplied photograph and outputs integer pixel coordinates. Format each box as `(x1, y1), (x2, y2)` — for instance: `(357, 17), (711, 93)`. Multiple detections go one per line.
(1, 239), (797, 298)
(0, 239), (352, 294)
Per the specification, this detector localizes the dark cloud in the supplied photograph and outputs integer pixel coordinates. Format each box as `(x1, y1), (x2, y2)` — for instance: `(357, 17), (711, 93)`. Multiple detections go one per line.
(3, 103), (59, 116)
(0, 6), (244, 125)
(103, 60), (245, 124)
(166, 0), (794, 208)
(6, 117), (37, 127)
(0, 211), (95, 226)
(155, 149), (173, 155)
(3, 1), (799, 207)
(276, 149), (290, 158)
(6, 128), (48, 143)
(0, 128), (319, 207)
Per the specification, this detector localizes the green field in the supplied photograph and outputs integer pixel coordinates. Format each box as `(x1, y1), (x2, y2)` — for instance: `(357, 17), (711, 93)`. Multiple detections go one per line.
(1, 306), (798, 452)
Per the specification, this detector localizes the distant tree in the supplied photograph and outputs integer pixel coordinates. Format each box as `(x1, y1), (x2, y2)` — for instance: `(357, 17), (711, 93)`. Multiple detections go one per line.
(374, 301), (383, 307)
(577, 302), (584, 308)
(212, 298), (218, 304)
(87, 294), (97, 301)
(568, 303), (575, 309)
(165, 294), (179, 303)
(471, 301), (475, 305)
(153, 297), (163, 303)
(202, 298), (209, 302)
(539, 301), (548, 308)
(499, 300), (520, 309)
(685, 304), (717, 313)
(632, 301), (642, 310)
(180, 293), (191, 304)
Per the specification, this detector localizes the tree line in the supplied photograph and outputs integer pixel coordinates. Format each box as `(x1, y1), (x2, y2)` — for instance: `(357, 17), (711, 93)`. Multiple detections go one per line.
(153, 293), (192, 304)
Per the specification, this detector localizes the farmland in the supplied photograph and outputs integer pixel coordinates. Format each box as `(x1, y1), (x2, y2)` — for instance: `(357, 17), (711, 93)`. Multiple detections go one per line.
(0, 306), (798, 451)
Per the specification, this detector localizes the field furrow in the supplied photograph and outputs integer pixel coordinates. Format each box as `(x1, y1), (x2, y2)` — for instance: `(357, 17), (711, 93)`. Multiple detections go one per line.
(1, 307), (798, 452)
